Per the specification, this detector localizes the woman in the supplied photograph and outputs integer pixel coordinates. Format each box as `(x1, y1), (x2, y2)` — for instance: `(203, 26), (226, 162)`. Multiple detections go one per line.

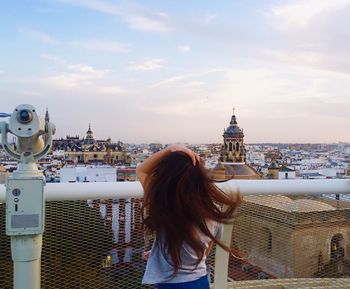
(136, 145), (240, 289)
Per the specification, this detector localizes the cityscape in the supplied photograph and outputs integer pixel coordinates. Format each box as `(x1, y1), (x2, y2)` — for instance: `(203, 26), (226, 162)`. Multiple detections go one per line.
(1, 109), (350, 288)
(1, 109), (349, 184)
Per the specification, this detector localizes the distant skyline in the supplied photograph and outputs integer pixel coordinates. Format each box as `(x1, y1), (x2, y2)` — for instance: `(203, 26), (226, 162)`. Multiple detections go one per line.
(1, 1), (350, 143)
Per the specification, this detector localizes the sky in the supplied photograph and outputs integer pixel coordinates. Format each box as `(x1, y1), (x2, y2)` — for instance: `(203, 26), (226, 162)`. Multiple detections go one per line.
(0, 0), (350, 144)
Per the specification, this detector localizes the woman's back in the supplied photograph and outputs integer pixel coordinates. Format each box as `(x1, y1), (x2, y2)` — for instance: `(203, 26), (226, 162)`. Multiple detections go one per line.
(136, 145), (240, 288)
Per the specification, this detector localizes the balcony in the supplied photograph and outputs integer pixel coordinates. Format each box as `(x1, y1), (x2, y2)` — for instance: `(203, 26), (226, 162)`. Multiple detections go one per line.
(1, 179), (350, 288)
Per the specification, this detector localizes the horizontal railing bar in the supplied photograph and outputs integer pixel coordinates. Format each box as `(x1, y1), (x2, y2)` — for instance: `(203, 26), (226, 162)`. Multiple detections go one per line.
(0, 179), (349, 202)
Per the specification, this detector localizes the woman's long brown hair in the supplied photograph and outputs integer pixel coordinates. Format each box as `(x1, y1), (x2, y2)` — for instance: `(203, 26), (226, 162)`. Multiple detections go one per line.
(142, 151), (241, 274)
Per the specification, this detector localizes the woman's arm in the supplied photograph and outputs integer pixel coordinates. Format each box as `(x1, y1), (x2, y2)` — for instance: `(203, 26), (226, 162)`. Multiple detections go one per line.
(136, 145), (200, 188)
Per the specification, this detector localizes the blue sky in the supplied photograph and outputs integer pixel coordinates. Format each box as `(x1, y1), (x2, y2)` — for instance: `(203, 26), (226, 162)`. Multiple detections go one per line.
(1, 0), (350, 143)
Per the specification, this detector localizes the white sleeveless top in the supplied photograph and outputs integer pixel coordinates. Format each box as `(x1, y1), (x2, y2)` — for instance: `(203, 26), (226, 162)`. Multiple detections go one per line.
(142, 221), (223, 284)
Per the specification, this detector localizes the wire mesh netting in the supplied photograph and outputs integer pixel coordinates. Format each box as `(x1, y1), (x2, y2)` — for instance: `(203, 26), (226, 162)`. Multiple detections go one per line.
(1, 194), (350, 288)
(228, 194), (350, 286)
(0, 199), (154, 289)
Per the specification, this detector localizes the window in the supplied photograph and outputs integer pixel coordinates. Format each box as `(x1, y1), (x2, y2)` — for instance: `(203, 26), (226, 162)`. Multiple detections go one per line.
(262, 227), (272, 254)
(267, 231), (272, 253)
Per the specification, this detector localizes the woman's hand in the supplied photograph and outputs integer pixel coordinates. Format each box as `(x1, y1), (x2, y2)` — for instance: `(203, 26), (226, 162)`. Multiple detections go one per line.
(136, 145), (201, 188)
(167, 145), (201, 166)
(143, 250), (151, 261)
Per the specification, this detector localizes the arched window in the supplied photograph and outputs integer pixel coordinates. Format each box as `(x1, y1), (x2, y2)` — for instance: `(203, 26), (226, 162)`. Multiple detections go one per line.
(330, 234), (344, 262)
(236, 142), (240, 151)
(229, 142), (233, 151)
(262, 227), (272, 254)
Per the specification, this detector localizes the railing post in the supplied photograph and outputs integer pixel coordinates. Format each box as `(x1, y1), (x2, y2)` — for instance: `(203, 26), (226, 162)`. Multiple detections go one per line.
(213, 223), (233, 289)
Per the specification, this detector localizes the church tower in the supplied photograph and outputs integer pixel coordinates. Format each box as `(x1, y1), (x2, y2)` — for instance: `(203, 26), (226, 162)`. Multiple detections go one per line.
(86, 123), (94, 140)
(43, 108), (50, 144)
(221, 108), (246, 163)
(84, 124), (95, 144)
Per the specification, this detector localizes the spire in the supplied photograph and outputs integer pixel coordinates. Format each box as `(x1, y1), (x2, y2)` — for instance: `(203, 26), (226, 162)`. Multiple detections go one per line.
(86, 123), (94, 139)
(45, 108), (50, 122)
(230, 107), (237, 125)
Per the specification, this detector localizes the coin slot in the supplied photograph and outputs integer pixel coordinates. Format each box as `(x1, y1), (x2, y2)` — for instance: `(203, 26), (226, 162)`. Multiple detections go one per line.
(15, 204), (18, 212)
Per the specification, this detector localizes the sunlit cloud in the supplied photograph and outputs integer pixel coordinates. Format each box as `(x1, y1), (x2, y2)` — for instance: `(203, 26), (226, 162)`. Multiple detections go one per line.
(149, 74), (190, 88)
(67, 64), (109, 76)
(71, 40), (130, 53)
(127, 59), (164, 71)
(261, 50), (350, 75)
(58, 0), (170, 32)
(126, 15), (169, 32)
(271, 0), (350, 30)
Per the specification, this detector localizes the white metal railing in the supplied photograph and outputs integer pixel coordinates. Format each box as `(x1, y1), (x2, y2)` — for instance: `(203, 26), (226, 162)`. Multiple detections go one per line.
(1, 179), (350, 202)
(1, 179), (350, 289)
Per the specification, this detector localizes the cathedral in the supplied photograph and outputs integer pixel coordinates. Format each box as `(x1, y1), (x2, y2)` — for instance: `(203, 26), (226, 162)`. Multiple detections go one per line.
(210, 108), (261, 180)
(221, 108), (246, 163)
(52, 124), (128, 165)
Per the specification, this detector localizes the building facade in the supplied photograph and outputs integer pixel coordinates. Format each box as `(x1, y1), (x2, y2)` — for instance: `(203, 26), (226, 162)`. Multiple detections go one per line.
(52, 125), (129, 165)
(234, 196), (350, 278)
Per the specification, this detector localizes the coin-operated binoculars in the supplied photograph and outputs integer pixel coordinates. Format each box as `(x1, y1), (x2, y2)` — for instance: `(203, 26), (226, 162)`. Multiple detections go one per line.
(0, 104), (55, 289)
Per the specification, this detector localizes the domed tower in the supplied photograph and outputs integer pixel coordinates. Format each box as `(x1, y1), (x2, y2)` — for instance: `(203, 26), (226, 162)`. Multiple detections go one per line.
(83, 123), (95, 145)
(221, 108), (246, 163)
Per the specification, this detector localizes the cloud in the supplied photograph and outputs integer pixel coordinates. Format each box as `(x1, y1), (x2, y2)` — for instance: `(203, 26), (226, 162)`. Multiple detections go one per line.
(100, 85), (124, 94)
(149, 69), (220, 89)
(178, 45), (191, 53)
(126, 15), (169, 32)
(19, 28), (57, 44)
(71, 40), (130, 53)
(58, 0), (170, 32)
(271, 0), (350, 30)
(261, 49), (350, 75)
(259, 0), (350, 75)
(39, 63), (110, 89)
(149, 74), (190, 88)
(127, 59), (164, 71)
(67, 64), (109, 77)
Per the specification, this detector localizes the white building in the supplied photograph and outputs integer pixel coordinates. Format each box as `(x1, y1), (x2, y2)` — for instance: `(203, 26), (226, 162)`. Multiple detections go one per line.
(60, 166), (116, 183)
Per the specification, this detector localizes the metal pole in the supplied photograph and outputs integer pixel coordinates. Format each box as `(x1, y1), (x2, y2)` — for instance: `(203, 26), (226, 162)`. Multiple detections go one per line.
(12, 235), (42, 289)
